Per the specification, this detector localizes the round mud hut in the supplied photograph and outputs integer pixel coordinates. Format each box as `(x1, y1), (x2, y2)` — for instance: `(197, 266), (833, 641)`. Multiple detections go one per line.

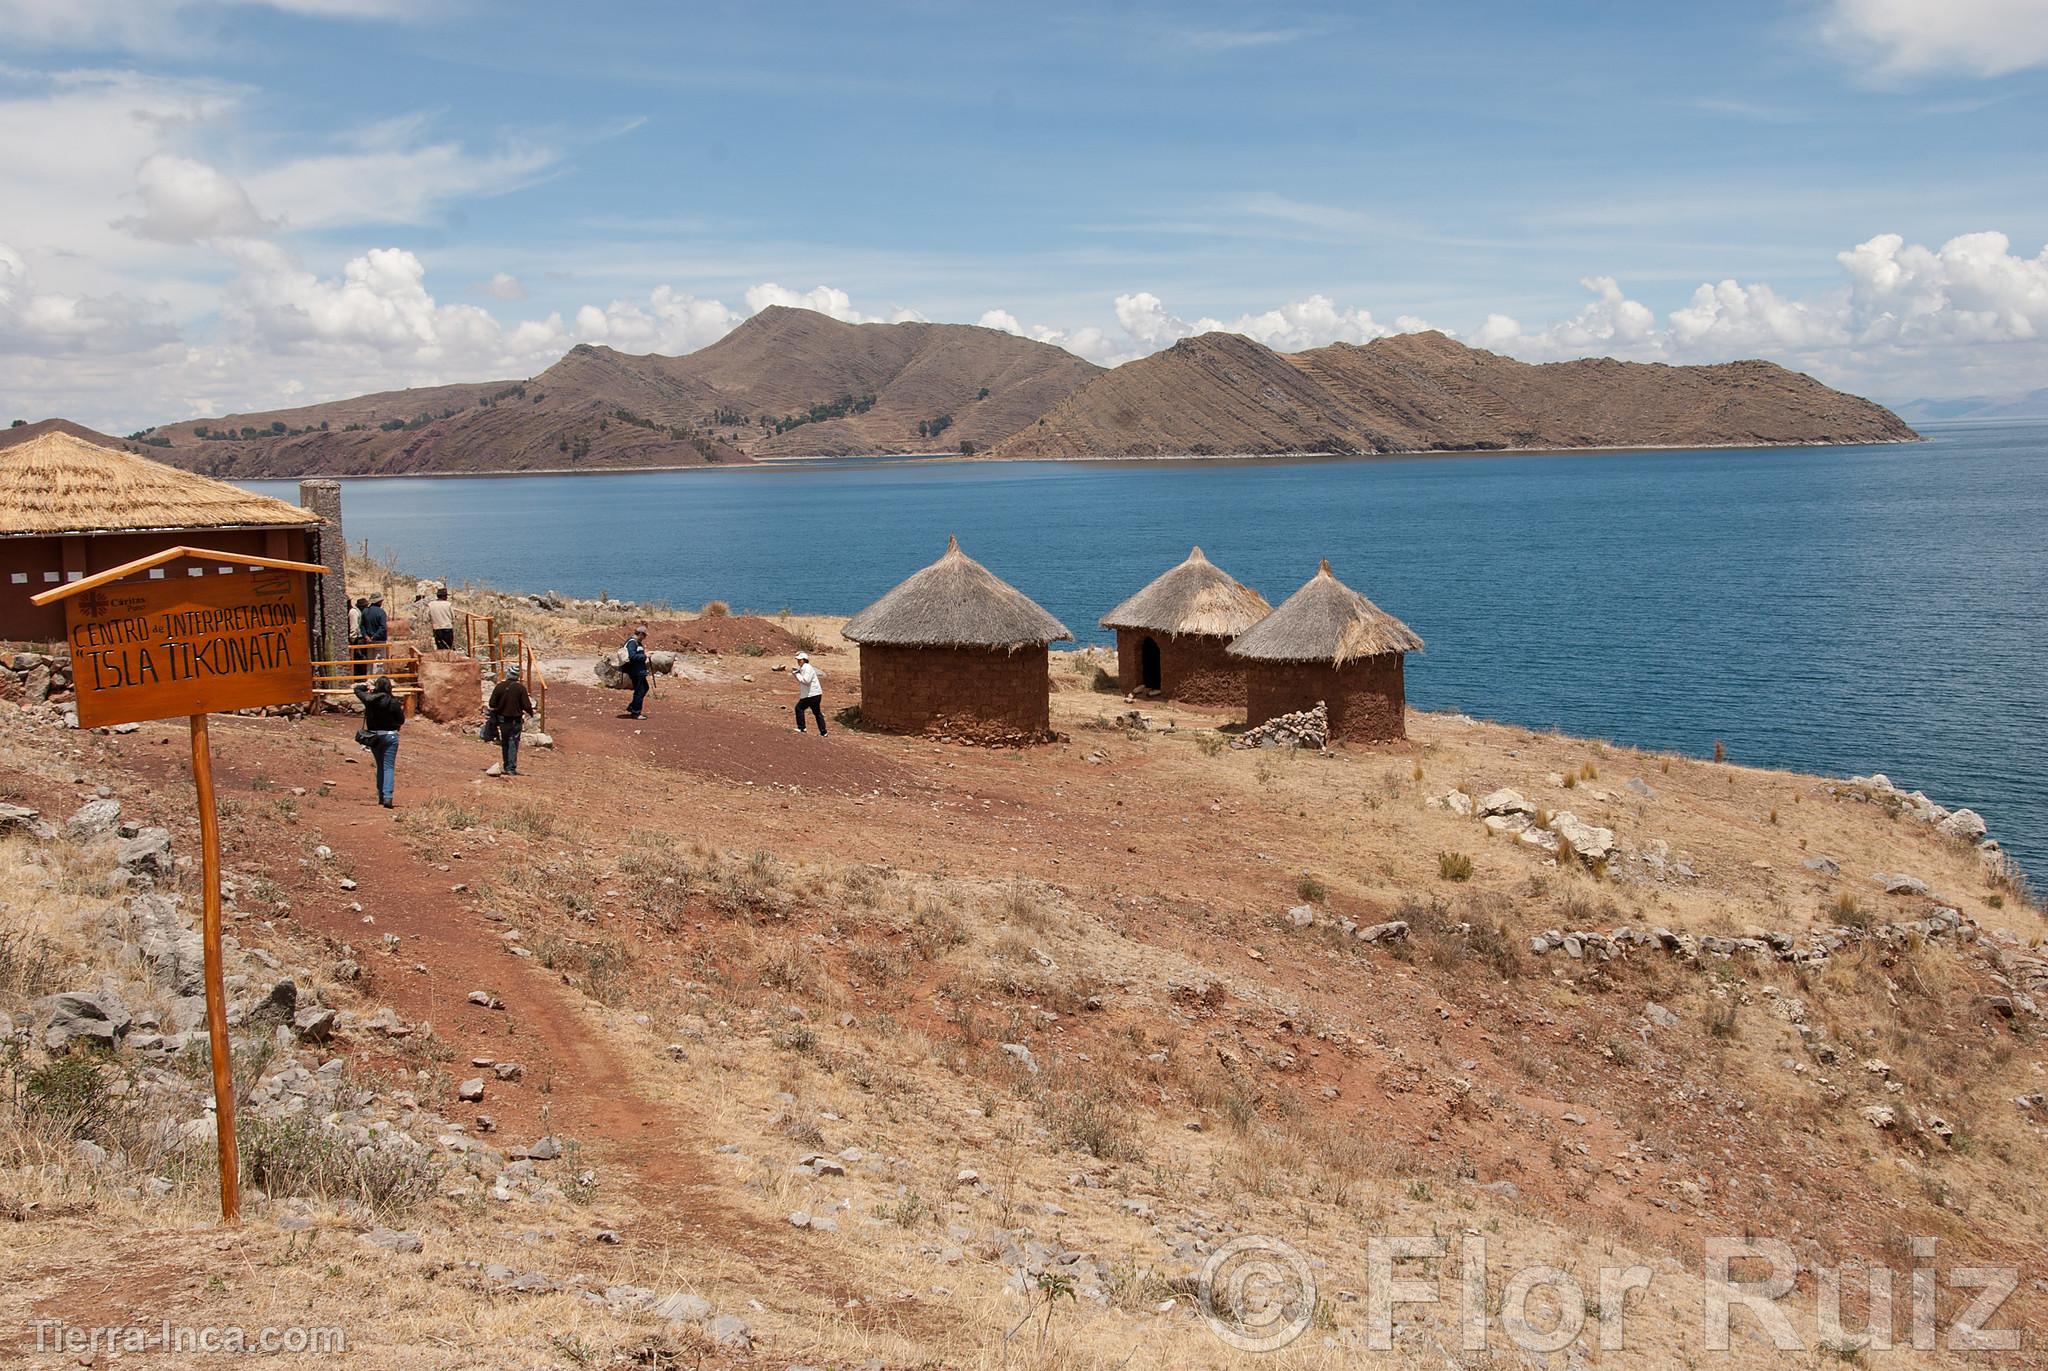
(1226, 559), (1422, 743)
(1099, 546), (1270, 705)
(843, 537), (1072, 745)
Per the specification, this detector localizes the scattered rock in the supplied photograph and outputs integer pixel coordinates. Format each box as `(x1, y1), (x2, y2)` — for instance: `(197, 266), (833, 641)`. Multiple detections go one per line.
(1801, 855), (1841, 877)
(64, 798), (121, 840)
(1477, 788), (1536, 818)
(361, 1227), (423, 1254)
(33, 991), (131, 1051)
(457, 1078), (486, 1103)
(115, 827), (172, 879)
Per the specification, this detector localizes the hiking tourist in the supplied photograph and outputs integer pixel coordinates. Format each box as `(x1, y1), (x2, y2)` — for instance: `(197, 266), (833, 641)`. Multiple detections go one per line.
(427, 586), (457, 651)
(792, 650), (826, 735)
(487, 663), (535, 776)
(354, 675), (405, 808)
(618, 623), (651, 719)
(361, 592), (389, 666)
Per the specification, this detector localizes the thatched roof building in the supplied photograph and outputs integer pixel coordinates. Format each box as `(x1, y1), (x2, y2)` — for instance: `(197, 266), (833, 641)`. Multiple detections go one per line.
(1, 430), (322, 643)
(844, 536), (1071, 649)
(0, 430), (318, 538)
(843, 537), (1070, 744)
(1228, 559), (1421, 743)
(1099, 546), (1268, 705)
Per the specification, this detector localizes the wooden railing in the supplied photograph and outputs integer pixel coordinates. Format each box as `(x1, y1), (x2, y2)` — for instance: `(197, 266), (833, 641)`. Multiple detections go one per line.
(311, 654), (421, 709)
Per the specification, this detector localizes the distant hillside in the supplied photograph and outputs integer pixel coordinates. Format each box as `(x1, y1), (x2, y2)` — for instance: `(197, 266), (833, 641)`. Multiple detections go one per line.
(0, 417), (151, 456)
(129, 308), (1915, 477)
(137, 307), (1101, 478)
(995, 329), (1919, 457)
(1895, 388), (2048, 424)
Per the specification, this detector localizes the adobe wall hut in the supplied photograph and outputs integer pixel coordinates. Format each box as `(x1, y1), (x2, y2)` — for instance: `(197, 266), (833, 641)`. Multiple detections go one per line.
(843, 536), (1071, 745)
(0, 431), (324, 644)
(1227, 559), (1422, 744)
(1099, 546), (1269, 705)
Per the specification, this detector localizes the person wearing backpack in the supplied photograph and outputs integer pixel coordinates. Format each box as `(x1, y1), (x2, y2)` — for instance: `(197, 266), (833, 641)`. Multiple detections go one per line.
(353, 675), (405, 808)
(792, 651), (826, 735)
(617, 624), (650, 719)
(486, 664), (535, 775)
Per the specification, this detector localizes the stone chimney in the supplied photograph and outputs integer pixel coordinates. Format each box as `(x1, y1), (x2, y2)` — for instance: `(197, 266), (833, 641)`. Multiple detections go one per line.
(298, 480), (347, 665)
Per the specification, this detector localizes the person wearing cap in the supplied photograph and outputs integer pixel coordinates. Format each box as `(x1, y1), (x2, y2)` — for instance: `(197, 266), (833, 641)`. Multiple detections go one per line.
(618, 623), (651, 719)
(486, 663), (536, 776)
(360, 592), (389, 666)
(427, 586), (458, 651)
(792, 651), (826, 736)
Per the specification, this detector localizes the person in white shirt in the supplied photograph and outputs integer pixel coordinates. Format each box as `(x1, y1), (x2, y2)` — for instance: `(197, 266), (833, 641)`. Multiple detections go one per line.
(792, 651), (826, 735)
(426, 586), (458, 650)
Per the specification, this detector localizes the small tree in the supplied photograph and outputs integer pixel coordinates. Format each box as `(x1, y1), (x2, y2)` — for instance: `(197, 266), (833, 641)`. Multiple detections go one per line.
(958, 440), (977, 456)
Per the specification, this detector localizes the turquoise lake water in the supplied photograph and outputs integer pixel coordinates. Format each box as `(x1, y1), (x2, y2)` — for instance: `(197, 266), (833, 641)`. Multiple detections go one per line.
(247, 421), (2048, 875)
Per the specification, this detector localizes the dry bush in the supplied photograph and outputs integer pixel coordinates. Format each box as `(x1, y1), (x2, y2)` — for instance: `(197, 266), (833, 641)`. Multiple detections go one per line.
(1035, 1089), (1144, 1162)
(700, 600), (730, 617)
(909, 901), (967, 960)
(1437, 851), (1474, 882)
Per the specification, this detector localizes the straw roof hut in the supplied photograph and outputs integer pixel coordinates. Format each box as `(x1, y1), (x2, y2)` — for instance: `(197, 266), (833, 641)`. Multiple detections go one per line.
(1099, 546), (1268, 705)
(0, 430), (318, 538)
(843, 537), (1070, 744)
(1228, 559), (1422, 742)
(1, 430), (321, 642)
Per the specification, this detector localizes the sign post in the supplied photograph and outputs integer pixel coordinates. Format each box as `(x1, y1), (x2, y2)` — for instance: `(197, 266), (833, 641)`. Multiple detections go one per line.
(34, 546), (327, 1225)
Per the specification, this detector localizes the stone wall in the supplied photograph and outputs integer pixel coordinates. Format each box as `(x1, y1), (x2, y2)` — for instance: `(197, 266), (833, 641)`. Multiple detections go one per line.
(299, 480), (347, 666)
(1245, 653), (1406, 743)
(857, 643), (1053, 745)
(1113, 629), (1244, 707)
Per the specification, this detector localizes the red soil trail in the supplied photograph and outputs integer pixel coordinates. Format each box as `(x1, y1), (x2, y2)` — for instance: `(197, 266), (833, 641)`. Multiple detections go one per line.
(95, 711), (947, 1349)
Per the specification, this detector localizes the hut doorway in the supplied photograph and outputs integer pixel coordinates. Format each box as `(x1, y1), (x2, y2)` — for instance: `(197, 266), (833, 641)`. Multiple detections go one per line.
(1140, 636), (1162, 690)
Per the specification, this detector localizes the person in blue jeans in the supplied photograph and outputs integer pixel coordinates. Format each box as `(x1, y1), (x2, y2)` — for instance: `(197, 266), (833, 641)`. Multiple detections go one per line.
(354, 675), (405, 808)
(487, 664), (535, 775)
(618, 623), (651, 719)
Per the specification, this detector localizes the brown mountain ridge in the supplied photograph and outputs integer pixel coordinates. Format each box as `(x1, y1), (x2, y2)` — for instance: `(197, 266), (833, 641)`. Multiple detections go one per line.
(121, 307), (1913, 477)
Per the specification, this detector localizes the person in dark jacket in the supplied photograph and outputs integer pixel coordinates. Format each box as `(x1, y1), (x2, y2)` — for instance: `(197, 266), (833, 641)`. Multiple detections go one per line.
(486, 664), (535, 776)
(618, 623), (650, 719)
(360, 593), (390, 668)
(354, 675), (405, 808)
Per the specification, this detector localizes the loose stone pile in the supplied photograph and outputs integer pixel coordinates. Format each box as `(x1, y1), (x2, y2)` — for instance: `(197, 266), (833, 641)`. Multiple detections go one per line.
(0, 650), (73, 707)
(1232, 702), (1328, 750)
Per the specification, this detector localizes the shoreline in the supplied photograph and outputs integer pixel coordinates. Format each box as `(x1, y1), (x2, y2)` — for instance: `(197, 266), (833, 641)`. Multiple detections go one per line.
(238, 433), (1927, 481)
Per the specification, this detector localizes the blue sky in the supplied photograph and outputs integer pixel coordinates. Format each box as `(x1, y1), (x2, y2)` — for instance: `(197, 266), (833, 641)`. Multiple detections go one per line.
(3, 0), (2046, 428)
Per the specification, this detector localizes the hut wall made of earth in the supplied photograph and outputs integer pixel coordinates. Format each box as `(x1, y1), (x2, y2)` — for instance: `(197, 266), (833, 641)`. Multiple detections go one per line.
(857, 643), (1052, 744)
(1245, 653), (1407, 743)
(1113, 628), (1243, 706)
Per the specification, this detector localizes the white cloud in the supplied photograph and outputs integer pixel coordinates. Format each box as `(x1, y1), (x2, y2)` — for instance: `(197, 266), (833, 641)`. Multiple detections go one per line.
(0, 0), (422, 52)
(244, 118), (558, 230)
(0, 240), (175, 355)
(1824, 0), (2048, 78)
(117, 153), (273, 242)
(473, 271), (528, 300)
(742, 283), (866, 321)
(978, 309), (1023, 334)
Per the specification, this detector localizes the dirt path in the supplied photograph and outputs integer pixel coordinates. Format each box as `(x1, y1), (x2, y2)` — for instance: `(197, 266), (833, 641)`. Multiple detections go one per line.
(101, 712), (949, 1351)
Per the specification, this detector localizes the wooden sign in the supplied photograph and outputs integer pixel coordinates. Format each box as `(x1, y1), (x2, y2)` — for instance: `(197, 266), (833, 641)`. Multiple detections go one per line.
(62, 564), (312, 730)
(33, 547), (327, 1224)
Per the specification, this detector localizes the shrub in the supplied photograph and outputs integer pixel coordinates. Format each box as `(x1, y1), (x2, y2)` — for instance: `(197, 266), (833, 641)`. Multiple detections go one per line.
(25, 1057), (115, 1140)
(1295, 873), (1328, 903)
(1438, 852), (1474, 882)
(700, 600), (730, 617)
(1041, 1092), (1143, 1162)
(243, 1115), (440, 1217)
(1713, 739), (1727, 763)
